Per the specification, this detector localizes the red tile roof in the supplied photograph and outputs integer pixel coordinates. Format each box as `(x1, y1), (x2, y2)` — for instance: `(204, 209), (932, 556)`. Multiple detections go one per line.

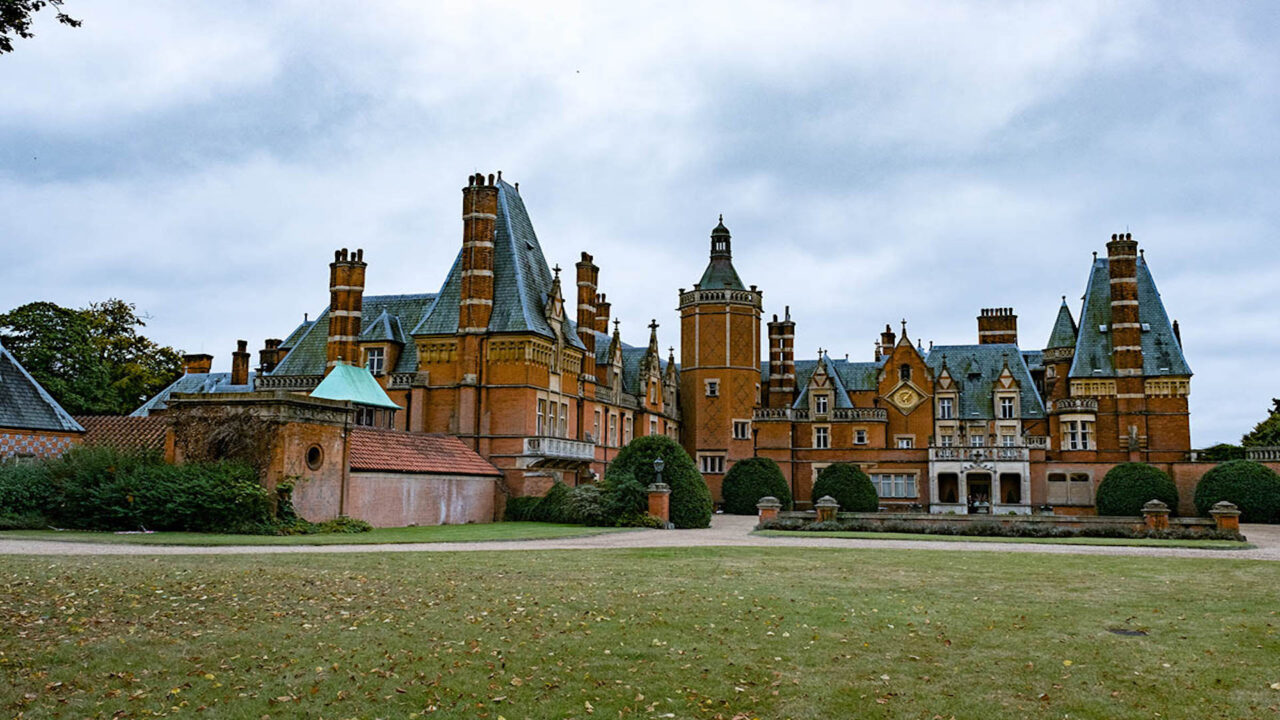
(348, 429), (500, 476)
(76, 415), (169, 452)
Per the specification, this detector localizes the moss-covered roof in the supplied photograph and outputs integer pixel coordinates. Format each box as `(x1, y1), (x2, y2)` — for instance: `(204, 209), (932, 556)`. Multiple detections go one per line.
(1069, 256), (1192, 378)
(925, 344), (1046, 420)
(411, 180), (584, 350)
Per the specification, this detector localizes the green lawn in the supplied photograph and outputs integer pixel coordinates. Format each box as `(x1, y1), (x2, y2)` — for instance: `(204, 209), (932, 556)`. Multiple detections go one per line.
(755, 529), (1254, 550)
(0, 522), (629, 546)
(2, 548), (1279, 719)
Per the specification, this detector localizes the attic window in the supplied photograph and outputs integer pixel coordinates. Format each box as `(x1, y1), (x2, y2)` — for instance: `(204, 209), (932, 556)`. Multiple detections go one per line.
(526, 240), (535, 250)
(1141, 323), (1151, 332)
(1099, 325), (1108, 333)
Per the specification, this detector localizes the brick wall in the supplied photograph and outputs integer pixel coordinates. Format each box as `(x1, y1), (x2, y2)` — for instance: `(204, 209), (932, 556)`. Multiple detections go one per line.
(0, 427), (80, 460)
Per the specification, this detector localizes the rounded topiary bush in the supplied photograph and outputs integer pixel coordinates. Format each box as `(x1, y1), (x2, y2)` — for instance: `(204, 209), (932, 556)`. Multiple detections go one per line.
(1095, 463), (1179, 516)
(1194, 460), (1280, 523)
(721, 457), (791, 515)
(810, 463), (878, 512)
(604, 435), (711, 528)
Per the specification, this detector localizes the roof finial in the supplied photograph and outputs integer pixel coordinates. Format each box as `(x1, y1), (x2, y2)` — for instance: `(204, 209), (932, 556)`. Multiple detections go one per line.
(613, 318), (620, 332)
(900, 318), (908, 337)
(553, 264), (561, 278)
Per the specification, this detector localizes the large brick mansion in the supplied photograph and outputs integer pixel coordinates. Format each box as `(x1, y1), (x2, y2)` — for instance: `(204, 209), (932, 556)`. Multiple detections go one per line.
(137, 172), (1200, 516)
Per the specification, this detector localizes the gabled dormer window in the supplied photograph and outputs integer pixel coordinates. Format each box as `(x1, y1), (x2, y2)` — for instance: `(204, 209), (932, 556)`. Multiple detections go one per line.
(365, 347), (385, 376)
(999, 397), (1016, 419)
(938, 397), (953, 420)
(815, 394), (829, 414)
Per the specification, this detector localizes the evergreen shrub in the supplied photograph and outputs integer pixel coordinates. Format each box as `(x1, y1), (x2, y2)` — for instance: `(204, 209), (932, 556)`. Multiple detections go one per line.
(720, 457), (791, 515)
(810, 463), (878, 512)
(1194, 460), (1280, 523)
(1095, 463), (1179, 517)
(604, 435), (711, 528)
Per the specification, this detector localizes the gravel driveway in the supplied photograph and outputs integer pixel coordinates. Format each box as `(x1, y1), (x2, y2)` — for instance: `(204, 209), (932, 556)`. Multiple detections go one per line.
(2, 515), (1277, 560)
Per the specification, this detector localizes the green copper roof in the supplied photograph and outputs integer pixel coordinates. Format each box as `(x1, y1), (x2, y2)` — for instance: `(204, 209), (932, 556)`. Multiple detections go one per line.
(1069, 256), (1191, 378)
(411, 180), (585, 350)
(1045, 299), (1078, 350)
(310, 363), (402, 409)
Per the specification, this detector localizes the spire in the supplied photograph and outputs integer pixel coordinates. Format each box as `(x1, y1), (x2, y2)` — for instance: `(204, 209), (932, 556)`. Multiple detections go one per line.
(1045, 296), (1078, 350)
(647, 319), (660, 353)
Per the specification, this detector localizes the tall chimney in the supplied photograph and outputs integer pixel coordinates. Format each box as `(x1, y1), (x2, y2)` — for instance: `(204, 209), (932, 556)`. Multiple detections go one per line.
(258, 338), (283, 373)
(231, 340), (250, 386)
(977, 308), (1018, 345)
(458, 173), (498, 334)
(879, 324), (896, 359)
(1107, 232), (1146, 449)
(182, 353), (213, 375)
(575, 252), (599, 380)
(594, 293), (611, 334)
(766, 306), (796, 407)
(326, 248), (367, 373)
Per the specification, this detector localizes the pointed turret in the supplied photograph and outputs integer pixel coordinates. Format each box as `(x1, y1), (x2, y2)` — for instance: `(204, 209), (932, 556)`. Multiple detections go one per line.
(1046, 297), (1078, 350)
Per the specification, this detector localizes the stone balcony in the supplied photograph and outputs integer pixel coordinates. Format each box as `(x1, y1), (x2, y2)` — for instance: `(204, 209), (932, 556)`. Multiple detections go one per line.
(929, 446), (1030, 463)
(1246, 447), (1280, 462)
(522, 436), (596, 469)
(752, 407), (888, 422)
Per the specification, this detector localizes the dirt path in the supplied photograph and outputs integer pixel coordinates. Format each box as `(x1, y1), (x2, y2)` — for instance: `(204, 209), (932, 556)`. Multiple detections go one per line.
(1, 516), (1277, 560)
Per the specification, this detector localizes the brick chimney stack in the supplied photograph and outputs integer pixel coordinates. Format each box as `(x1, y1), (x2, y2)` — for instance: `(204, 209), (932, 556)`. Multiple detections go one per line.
(879, 324), (896, 359)
(326, 248), (367, 373)
(182, 353), (213, 375)
(258, 338), (283, 373)
(1107, 232), (1147, 449)
(458, 173), (498, 334)
(231, 340), (250, 386)
(977, 308), (1018, 345)
(766, 306), (796, 407)
(575, 252), (600, 380)
(594, 293), (611, 334)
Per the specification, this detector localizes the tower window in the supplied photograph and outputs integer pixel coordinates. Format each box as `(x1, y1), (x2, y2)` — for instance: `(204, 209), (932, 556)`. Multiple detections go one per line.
(733, 420), (751, 440)
(705, 379), (719, 397)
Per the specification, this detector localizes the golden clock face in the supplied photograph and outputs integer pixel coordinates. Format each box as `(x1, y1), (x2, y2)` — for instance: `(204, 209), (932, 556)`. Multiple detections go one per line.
(893, 387), (919, 409)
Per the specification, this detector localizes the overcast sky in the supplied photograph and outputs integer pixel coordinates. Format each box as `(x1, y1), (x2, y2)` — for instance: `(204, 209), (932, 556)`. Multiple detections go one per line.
(2, 1), (1277, 445)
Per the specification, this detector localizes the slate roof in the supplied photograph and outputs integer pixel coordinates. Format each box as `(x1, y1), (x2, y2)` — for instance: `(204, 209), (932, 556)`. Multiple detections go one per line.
(280, 319), (313, 350)
(1021, 350), (1044, 373)
(359, 310), (406, 344)
(310, 363), (402, 409)
(1045, 300), (1078, 350)
(270, 294), (436, 376)
(77, 415), (167, 452)
(697, 219), (746, 291)
(0, 341), (84, 433)
(131, 371), (257, 417)
(925, 344), (1046, 420)
(765, 357), (885, 393)
(411, 180), (585, 350)
(1069, 256), (1192, 378)
(793, 353), (856, 410)
(348, 428), (501, 476)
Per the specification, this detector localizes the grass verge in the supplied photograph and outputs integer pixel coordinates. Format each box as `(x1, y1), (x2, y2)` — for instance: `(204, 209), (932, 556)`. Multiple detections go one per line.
(2, 547), (1279, 719)
(0, 522), (630, 546)
(754, 529), (1254, 550)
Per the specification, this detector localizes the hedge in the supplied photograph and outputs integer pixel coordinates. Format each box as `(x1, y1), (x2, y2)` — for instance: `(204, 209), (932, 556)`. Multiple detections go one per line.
(0, 446), (354, 535)
(1194, 460), (1280, 523)
(1095, 463), (1179, 517)
(721, 457), (791, 515)
(810, 463), (878, 512)
(604, 435), (712, 528)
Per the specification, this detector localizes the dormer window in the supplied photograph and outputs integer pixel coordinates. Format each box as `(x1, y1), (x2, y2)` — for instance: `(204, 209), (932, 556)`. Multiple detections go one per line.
(815, 394), (829, 414)
(938, 397), (954, 420)
(999, 397), (1015, 419)
(365, 347), (385, 376)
